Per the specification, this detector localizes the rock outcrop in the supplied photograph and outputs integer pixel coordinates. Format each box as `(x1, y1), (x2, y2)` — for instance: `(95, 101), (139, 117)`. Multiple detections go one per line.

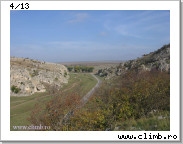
(10, 57), (69, 96)
(97, 44), (170, 79)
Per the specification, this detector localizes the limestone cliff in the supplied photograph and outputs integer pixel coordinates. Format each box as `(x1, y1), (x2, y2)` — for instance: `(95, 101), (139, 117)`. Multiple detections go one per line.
(10, 57), (69, 96)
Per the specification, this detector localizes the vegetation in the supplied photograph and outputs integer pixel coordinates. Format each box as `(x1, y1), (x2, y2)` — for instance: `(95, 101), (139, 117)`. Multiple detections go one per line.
(10, 73), (97, 131)
(10, 44), (170, 131)
(153, 43), (170, 55)
(67, 66), (94, 73)
(67, 66), (73, 72)
(27, 93), (80, 131)
(10, 92), (52, 131)
(113, 111), (170, 131)
(64, 70), (169, 131)
(124, 60), (133, 69)
(29, 70), (39, 77)
(24, 69), (169, 131)
(11, 85), (21, 94)
(64, 71), (67, 77)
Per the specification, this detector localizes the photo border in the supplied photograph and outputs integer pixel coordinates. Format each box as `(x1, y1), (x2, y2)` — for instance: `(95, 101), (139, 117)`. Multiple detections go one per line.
(0, 0), (181, 142)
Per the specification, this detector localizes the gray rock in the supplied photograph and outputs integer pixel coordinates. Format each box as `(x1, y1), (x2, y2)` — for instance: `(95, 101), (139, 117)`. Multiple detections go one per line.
(96, 44), (170, 79)
(10, 57), (69, 96)
(105, 128), (111, 131)
(114, 126), (120, 131)
(158, 115), (163, 120)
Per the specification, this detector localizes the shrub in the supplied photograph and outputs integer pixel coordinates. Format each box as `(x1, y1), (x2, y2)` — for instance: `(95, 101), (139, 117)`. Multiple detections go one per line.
(11, 85), (21, 94)
(67, 66), (73, 72)
(74, 66), (80, 73)
(64, 71), (67, 77)
(69, 70), (170, 130)
(28, 69), (170, 131)
(30, 70), (39, 77)
(28, 96), (65, 131)
(20, 82), (24, 85)
(28, 92), (81, 131)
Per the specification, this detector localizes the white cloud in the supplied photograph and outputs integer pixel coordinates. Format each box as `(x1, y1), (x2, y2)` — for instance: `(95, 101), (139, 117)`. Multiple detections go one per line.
(104, 11), (169, 39)
(68, 13), (89, 23)
(114, 25), (144, 39)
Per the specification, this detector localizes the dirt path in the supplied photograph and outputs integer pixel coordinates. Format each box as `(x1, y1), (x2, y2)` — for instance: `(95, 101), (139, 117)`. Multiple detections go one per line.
(79, 74), (101, 106)
(62, 73), (102, 124)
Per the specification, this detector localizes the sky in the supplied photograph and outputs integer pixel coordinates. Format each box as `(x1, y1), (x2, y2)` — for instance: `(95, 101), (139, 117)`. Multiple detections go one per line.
(10, 10), (170, 62)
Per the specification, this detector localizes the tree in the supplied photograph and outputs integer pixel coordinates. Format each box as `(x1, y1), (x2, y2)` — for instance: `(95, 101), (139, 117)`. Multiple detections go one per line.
(67, 66), (73, 72)
(81, 66), (87, 72)
(74, 66), (80, 73)
(88, 67), (94, 72)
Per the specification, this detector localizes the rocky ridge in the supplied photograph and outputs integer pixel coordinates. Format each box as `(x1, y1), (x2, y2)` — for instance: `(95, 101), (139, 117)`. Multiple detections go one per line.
(10, 57), (69, 96)
(97, 44), (170, 79)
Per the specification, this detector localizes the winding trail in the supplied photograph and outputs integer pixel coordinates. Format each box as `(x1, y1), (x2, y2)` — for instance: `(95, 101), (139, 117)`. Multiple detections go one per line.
(62, 73), (102, 124)
(79, 74), (101, 107)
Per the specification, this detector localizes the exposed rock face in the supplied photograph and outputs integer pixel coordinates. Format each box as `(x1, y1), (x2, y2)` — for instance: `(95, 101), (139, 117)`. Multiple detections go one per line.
(124, 44), (170, 72)
(10, 57), (69, 96)
(97, 44), (170, 79)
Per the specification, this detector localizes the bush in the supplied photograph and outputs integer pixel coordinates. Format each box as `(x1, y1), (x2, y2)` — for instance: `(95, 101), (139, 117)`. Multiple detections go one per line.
(28, 69), (170, 131)
(74, 66), (80, 73)
(11, 85), (21, 94)
(30, 70), (39, 77)
(67, 66), (73, 72)
(64, 71), (67, 77)
(69, 70), (170, 130)
(28, 92), (80, 131)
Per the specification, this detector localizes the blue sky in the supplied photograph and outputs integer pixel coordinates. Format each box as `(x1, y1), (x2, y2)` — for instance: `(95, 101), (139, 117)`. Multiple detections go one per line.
(10, 10), (170, 62)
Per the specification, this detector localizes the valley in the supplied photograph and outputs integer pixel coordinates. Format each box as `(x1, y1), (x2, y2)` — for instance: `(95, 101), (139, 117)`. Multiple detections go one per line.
(10, 73), (97, 131)
(10, 44), (170, 131)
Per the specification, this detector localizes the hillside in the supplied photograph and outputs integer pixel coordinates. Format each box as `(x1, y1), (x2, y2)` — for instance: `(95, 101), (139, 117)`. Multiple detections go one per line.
(10, 57), (69, 96)
(97, 44), (170, 79)
(10, 44), (170, 131)
(65, 44), (170, 131)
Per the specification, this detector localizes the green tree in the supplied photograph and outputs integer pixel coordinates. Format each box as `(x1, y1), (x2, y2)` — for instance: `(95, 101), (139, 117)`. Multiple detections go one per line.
(88, 67), (94, 72)
(74, 66), (80, 73)
(67, 66), (73, 72)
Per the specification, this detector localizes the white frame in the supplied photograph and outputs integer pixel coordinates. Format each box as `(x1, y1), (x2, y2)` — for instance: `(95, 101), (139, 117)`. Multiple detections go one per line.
(1, 0), (180, 141)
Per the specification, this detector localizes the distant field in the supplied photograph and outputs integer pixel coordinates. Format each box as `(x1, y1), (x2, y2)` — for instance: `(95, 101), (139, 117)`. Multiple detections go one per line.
(10, 73), (97, 131)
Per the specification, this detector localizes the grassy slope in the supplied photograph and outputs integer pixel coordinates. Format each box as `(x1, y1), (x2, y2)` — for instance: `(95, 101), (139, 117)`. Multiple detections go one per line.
(10, 73), (97, 131)
(61, 73), (97, 97)
(75, 74), (170, 131)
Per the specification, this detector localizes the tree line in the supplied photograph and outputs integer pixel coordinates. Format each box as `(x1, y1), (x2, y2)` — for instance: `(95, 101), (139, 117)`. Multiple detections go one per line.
(67, 66), (94, 73)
